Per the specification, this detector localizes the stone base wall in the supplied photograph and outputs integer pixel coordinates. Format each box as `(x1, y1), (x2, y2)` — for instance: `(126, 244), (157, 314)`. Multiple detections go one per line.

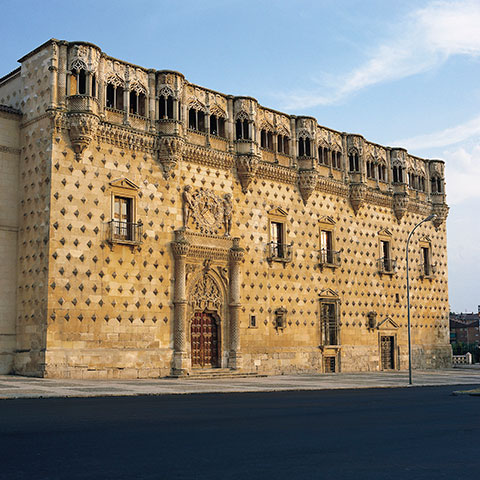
(412, 344), (452, 369)
(42, 348), (173, 379)
(242, 348), (324, 375)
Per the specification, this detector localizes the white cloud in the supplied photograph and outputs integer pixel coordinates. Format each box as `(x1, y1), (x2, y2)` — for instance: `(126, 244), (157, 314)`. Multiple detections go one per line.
(444, 144), (480, 204)
(393, 115), (480, 150)
(280, 0), (480, 109)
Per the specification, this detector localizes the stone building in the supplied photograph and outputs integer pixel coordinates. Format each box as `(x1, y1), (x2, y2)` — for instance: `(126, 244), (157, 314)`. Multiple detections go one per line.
(0, 39), (451, 378)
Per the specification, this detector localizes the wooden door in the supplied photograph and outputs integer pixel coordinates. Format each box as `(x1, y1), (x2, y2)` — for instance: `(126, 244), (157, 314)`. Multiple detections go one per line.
(191, 312), (219, 368)
(381, 336), (395, 370)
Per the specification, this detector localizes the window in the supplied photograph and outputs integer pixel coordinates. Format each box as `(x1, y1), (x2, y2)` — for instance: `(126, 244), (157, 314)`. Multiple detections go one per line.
(106, 82), (124, 110)
(109, 178), (142, 245)
(113, 196), (133, 240)
(318, 216), (339, 267)
(188, 107), (206, 132)
(378, 164), (387, 182)
(274, 308), (287, 330)
(348, 151), (360, 172)
(331, 150), (342, 169)
(318, 146), (329, 165)
(236, 118), (250, 140)
(249, 314), (257, 328)
(298, 136), (311, 157)
(366, 161), (376, 179)
(159, 94), (174, 119)
(392, 166), (404, 183)
(320, 230), (333, 263)
(129, 90), (146, 116)
(332, 150), (342, 170)
(378, 238), (395, 274)
(210, 114), (225, 137)
(260, 129), (273, 150)
(70, 68), (87, 95)
(419, 239), (435, 278)
(321, 302), (339, 346)
(277, 135), (289, 155)
(267, 208), (291, 263)
(431, 177), (443, 193)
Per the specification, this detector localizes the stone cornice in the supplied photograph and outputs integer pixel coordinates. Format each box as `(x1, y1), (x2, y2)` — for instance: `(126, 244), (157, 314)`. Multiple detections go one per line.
(256, 161), (297, 185)
(316, 176), (349, 197)
(183, 143), (234, 170)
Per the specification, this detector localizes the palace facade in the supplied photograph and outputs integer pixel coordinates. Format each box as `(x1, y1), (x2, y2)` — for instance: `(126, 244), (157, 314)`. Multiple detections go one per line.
(0, 39), (451, 378)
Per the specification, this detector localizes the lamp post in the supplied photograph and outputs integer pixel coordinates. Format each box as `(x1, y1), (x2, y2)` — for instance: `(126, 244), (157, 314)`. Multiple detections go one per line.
(406, 214), (436, 385)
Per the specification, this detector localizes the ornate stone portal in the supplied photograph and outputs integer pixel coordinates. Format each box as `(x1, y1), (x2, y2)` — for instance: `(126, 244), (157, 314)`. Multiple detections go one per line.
(171, 226), (244, 374)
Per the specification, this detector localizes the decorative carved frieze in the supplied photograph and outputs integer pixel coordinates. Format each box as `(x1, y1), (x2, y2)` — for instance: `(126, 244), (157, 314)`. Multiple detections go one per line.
(316, 176), (349, 197)
(157, 135), (184, 179)
(236, 153), (260, 193)
(349, 183), (366, 214)
(298, 169), (318, 204)
(183, 143), (234, 169)
(190, 274), (222, 312)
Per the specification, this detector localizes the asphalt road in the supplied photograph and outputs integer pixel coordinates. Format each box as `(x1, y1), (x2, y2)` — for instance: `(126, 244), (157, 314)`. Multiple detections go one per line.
(0, 385), (479, 480)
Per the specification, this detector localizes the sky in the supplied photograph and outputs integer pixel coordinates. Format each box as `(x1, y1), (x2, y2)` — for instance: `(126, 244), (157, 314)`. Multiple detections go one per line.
(1, 0), (479, 312)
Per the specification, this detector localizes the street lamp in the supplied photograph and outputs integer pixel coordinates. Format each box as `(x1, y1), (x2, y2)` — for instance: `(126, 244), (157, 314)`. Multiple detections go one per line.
(406, 213), (437, 385)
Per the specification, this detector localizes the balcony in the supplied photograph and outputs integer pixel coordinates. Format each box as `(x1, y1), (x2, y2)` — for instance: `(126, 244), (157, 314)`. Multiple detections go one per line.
(66, 95), (99, 115)
(377, 257), (397, 275)
(108, 220), (143, 246)
(319, 249), (341, 268)
(420, 262), (436, 279)
(267, 242), (293, 263)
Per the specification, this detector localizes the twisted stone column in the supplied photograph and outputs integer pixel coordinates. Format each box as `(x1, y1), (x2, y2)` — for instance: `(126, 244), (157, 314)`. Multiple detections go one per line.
(171, 230), (190, 375)
(229, 238), (244, 369)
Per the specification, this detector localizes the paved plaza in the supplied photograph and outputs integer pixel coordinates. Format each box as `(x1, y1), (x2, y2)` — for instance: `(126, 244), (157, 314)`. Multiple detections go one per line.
(0, 367), (479, 399)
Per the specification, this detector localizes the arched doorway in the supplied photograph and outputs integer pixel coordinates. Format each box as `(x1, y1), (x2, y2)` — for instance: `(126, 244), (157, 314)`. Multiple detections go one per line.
(191, 311), (219, 368)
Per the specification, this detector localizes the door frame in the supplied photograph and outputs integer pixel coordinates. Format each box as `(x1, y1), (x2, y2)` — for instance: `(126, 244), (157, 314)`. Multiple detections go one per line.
(378, 332), (398, 371)
(190, 310), (221, 369)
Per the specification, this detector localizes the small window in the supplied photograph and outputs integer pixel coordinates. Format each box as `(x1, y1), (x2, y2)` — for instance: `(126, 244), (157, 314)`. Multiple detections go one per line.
(210, 114), (225, 137)
(378, 164), (387, 182)
(249, 314), (257, 328)
(129, 91), (146, 116)
(236, 119), (250, 140)
(320, 230), (333, 264)
(159, 95), (174, 119)
(321, 302), (338, 346)
(318, 146), (329, 165)
(367, 161), (376, 179)
(378, 239), (395, 274)
(277, 135), (289, 155)
(393, 166), (404, 184)
(348, 152), (360, 172)
(331, 151), (341, 169)
(267, 208), (291, 263)
(298, 137), (311, 157)
(106, 83), (125, 110)
(109, 179), (142, 246)
(113, 196), (133, 241)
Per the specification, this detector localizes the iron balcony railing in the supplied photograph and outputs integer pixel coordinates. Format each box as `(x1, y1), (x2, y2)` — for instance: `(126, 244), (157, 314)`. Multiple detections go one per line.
(267, 242), (293, 263)
(319, 249), (341, 267)
(421, 262), (436, 278)
(377, 257), (397, 274)
(108, 220), (143, 245)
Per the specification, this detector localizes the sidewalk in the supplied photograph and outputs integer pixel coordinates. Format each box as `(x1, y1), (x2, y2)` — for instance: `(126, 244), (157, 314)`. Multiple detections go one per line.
(1, 367), (479, 399)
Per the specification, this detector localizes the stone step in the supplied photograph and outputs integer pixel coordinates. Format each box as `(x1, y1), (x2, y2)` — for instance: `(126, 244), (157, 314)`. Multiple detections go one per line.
(168, 369), (265, 380)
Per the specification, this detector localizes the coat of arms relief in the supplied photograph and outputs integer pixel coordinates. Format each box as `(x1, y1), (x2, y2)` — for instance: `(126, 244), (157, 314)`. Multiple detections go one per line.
(182, 187), (233, 236)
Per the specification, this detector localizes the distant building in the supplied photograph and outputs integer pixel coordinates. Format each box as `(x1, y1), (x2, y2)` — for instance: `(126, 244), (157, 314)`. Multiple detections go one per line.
(450, 311), (480, 345)
(0, 39), (451, 378)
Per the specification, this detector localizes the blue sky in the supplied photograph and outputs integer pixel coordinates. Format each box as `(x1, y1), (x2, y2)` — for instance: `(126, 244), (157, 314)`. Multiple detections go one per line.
(1, 0), (479, 311)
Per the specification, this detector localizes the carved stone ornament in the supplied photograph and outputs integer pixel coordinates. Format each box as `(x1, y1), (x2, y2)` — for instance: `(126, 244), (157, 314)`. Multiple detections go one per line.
(69, 45), (100, 72)
(432, 203), (449, 228)
(184, 187), (234, 236)
(349, 183), (366, 214)
(298, 169), (318, 204)
(393, 192), (409, 221)
(236, 154), (259, 193)
(67, 112), (99, 160)
(157, 136), (184, 179)
(191, 274), (222, 312)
